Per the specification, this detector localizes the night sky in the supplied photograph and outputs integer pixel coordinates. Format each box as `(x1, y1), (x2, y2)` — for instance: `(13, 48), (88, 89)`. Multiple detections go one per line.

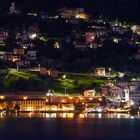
(0, 0), (140, 22)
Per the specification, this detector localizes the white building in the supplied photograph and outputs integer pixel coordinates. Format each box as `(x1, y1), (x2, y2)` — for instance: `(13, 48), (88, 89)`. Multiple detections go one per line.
(124, 87), (130, 102)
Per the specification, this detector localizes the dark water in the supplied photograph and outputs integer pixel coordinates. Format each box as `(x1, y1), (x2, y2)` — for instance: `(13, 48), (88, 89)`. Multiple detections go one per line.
(0, 113), (140, 140)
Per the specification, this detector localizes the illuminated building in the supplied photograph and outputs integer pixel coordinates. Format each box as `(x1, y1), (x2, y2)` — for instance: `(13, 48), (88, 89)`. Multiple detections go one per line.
(84, 90), (96, 97)
(124, 87), (130, 102)
(0, 96), (75, 112)
(13, 48), (25, 55)
(95, 67), (106, 76)
(5, 54), (20, 62)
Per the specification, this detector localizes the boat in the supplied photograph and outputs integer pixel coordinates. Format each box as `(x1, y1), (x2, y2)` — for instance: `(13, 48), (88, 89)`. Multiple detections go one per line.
(107, 108), (129, 114)
(84, 108), (107, 113)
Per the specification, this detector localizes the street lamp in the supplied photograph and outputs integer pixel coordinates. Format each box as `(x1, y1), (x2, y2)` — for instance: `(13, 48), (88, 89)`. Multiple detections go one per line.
(62, 74), (66, 79)
(109, 68), (111, 76)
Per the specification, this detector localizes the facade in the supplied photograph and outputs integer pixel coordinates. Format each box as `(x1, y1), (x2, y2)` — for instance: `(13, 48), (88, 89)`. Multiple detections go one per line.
(27, 50), (37, 60)
(40, 67), (59, 78)
(0, 96), (75, 112)
(60, 8), (85, 19)
(84, 90), (96, 97)
(110, 85), (124, 97)
(95, 68), (106, 76)
(16, 60), (30, 68)
(5, 54), (20, 62)
(13, 48), (25, 55)
(101, 86), (110, 96)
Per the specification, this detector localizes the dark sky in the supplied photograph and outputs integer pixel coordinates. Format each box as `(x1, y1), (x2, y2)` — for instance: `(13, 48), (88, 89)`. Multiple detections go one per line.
(0, 0), (140, 22)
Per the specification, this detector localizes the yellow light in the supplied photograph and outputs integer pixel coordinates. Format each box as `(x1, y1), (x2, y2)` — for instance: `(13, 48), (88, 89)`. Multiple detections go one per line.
(69, 97), (73, 100)
(0, 96), (5, 99)
(89, 98), (93, 101)
(62, 74), (66, 79)
(79, 97), (83, 100)
(98, 98), (102, 101)
(23, 96), (28, 100)
(62, 100), (66, 103)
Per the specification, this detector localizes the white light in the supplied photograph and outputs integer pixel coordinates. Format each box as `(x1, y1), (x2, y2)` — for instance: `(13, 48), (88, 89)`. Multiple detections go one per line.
(130, 100), (135, 106)
(46, 93), (53, 96)
(131, 116), (135, 119)
(29, 34), (37, 40)
(113, 38), (119, 43)
(98, 108), (102, 112)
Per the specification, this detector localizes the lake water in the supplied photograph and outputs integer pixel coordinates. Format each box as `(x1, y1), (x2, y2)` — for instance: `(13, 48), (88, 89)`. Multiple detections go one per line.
(0, 113), (140, 140)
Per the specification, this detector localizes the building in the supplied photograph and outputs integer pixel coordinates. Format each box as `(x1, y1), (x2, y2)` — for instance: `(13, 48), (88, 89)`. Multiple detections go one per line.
(110, 85), (124, 97)
(84, 90), (96, 97)
(13, 48), (25, 55)
(59, 8), (85, 19)
(16, 60), (30, 68)
(101, 86), (110, 96)
(95, 68), (106, 76)
(5, 54), (20, 62)
(27, 50), (37, 60)
(40, 67), (59, 78)
(0, 95), (77, 112)
(124, 87), (130, 102)
(106, 79), (115, 87)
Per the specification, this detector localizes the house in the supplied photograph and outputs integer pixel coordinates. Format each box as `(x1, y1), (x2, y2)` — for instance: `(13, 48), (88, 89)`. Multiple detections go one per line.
(5, 54), (20, 62)
(129, 84), (138, 93)
(13, 48), (25, 55)
(84, 90), (96, 97)
(16, 60), (30, 68)
(106, 79), (115, 87)
(40, 67), (59, 78)
(59, 7), (85, 19)
(101, 86), (110, 96)
(110, 85), (124, 97)
(95, 67), (106, 76)
(27, 50), (37, 60)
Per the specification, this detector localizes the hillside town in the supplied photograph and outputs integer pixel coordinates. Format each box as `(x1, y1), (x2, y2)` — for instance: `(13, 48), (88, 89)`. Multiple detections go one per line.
(0, 2), (140, 114)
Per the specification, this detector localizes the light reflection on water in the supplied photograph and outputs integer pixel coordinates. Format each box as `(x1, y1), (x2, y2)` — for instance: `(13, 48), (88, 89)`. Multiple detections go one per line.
(0, 112), (140, 119)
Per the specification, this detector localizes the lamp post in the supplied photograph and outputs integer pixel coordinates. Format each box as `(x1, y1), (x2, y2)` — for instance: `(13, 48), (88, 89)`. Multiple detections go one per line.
(109, 68), (111, 76)
(62, 74), (66, 79)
